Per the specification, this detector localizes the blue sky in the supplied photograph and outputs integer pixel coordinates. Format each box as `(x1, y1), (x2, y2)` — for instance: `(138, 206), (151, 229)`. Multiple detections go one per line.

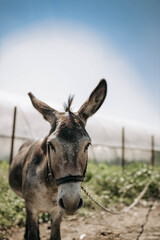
(0, 0), (160, 126)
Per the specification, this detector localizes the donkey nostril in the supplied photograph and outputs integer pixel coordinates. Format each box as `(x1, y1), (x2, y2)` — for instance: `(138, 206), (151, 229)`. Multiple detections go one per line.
(77, 198), (83, 209)
(58, 197), (83, 211)
(59, 198), (65, 209)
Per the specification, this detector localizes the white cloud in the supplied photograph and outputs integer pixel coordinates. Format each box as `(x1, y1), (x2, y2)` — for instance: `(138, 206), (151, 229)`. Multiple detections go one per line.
(0, 21), (159, 126)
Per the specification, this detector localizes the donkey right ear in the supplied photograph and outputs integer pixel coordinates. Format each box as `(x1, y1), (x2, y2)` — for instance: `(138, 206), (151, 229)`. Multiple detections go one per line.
(78, 79), (107, 125)
(28, 92), (57, 126)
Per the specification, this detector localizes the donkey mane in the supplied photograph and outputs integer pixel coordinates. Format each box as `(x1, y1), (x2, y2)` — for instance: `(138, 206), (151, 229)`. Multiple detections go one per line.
(63, 95), (74, 112)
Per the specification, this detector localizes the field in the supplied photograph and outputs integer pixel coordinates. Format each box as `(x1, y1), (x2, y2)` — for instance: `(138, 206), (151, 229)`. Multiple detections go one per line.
(0, 161), (160, 239)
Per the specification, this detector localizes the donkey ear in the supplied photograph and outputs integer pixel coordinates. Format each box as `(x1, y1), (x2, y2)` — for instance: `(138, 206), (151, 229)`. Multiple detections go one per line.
(28, 92), (57, 126)
(78, 79), (107, 124)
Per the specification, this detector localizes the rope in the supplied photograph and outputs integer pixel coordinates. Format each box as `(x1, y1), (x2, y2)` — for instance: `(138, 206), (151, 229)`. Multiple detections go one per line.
(81, 180), (151, 215)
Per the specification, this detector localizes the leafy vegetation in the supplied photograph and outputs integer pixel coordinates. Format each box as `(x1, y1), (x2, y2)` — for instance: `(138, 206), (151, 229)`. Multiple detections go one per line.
(82, 162), (160, 211)
(0, 161), (25, 229)
(0, 161), (160, 230)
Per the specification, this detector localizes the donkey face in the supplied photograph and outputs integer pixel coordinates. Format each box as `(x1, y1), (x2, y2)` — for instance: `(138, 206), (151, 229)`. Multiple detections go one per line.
(28, 79), (107, 215)
(47, 113), (91, 215)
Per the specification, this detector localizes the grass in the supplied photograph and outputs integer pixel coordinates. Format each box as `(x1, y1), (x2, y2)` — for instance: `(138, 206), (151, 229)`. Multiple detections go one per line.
(0, 160), (160, 230)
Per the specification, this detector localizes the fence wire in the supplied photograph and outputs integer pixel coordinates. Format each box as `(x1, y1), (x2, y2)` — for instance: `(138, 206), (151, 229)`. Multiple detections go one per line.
(0, 106), (160, 167)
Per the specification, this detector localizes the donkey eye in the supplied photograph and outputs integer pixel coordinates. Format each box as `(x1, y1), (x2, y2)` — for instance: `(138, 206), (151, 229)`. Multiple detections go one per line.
(50, 143), (56, 152)
(84, 143), (90, 152)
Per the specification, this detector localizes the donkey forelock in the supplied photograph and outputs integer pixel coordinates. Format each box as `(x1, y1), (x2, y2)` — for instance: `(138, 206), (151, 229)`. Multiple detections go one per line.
(63, 95), (74, 113)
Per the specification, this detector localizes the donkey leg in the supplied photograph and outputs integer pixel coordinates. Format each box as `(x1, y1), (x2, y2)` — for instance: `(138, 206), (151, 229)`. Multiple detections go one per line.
(25, 207), (40, 240)
(50, 207), (62, 240)
(24, 216), (28, 240)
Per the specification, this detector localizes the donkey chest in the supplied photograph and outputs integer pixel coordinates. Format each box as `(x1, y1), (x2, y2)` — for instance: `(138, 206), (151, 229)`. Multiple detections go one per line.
(24, 176), (58, 212)
(34, 186), (58, 212)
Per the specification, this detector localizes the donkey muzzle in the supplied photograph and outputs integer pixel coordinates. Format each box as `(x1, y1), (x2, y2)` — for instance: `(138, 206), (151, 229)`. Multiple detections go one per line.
(57, 182), (83, 215)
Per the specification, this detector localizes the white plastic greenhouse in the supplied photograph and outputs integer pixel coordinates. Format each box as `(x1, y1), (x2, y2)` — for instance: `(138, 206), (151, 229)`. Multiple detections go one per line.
(0, 91), (160, 165)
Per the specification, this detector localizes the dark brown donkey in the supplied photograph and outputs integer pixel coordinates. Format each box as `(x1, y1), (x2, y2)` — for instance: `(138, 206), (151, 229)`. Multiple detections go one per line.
(9, 79), (107, 240)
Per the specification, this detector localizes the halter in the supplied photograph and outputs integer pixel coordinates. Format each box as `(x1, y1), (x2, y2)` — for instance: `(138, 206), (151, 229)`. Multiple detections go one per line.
(47, 143), (87, 186)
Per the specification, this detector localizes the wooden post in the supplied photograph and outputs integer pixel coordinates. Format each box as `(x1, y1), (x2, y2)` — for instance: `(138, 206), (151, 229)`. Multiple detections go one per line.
(9, 107), (17, 164)
(121, 127), (125, 171)
(151, 135), (155, 167)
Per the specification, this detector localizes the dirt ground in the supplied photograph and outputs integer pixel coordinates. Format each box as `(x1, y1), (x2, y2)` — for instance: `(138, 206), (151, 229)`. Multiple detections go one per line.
(2, 202), (160, 240)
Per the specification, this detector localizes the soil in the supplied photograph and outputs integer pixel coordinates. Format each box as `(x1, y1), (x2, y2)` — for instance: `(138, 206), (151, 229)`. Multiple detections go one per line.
(2, 202), (160, 240)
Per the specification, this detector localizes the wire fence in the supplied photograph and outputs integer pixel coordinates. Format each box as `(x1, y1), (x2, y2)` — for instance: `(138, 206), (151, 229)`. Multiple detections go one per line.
(0, 106), (160, 168)
(89, 142), (160, 168)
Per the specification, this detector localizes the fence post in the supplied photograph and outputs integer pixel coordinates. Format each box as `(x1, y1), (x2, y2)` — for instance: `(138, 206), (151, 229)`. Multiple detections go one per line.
(121, 127), (125, 171)
(10, 107), (17, 164)
(151, 135), (155, 167)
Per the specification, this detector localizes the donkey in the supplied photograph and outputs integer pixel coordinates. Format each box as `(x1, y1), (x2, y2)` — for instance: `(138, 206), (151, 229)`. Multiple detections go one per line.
(9, 79), (107, 240)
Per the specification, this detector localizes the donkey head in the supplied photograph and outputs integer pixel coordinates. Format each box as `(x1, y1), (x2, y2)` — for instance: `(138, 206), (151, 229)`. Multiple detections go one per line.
(28, 79), (107, 215)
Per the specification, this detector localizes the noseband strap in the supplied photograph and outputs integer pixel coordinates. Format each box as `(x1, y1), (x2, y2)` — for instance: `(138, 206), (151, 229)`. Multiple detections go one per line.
(47, 143), (87, 186)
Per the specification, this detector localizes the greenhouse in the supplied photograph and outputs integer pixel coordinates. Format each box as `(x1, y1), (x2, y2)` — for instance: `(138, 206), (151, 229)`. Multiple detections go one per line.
(1, 91), (160, 166)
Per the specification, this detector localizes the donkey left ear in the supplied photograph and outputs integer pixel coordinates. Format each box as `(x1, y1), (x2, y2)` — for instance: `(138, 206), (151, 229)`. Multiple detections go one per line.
(78, 79), (107, 124)
(28, 92), (57, 126)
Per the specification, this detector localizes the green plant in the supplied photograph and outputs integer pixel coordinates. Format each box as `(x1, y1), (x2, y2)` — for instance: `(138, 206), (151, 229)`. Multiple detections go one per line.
(0, 160), (160, 229)
(82, 162), (160, 209)
(0, 161), (25, 229)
